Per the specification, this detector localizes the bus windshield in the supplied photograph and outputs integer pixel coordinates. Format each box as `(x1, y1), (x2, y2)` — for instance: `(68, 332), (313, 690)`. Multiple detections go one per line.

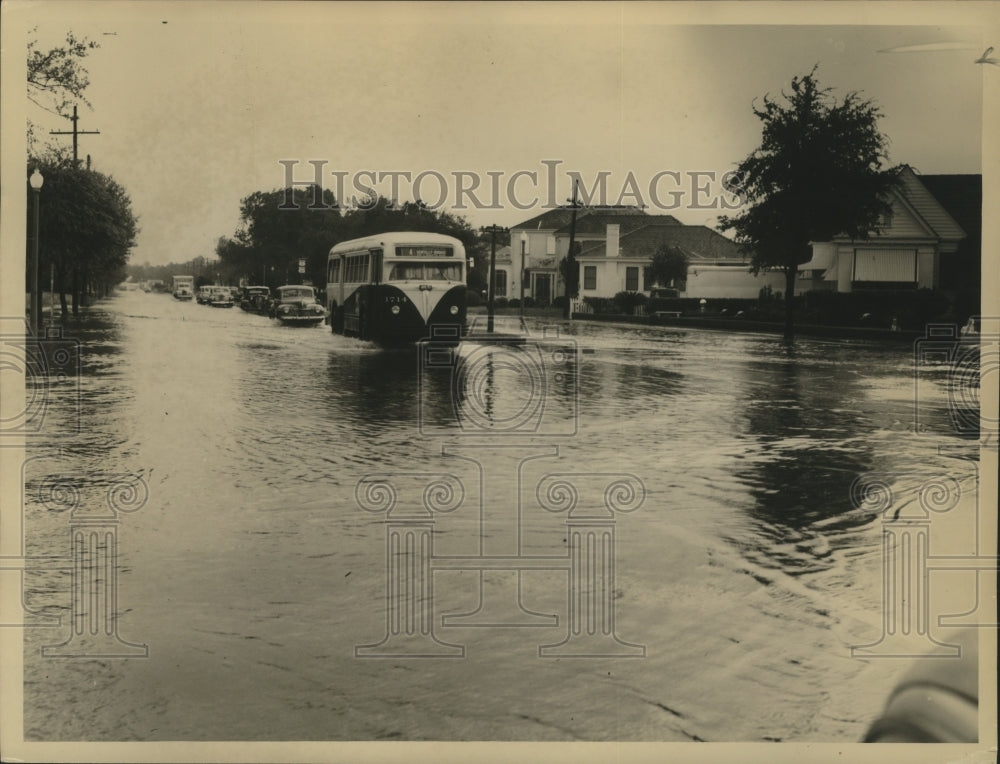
(388, 262), (462, 281)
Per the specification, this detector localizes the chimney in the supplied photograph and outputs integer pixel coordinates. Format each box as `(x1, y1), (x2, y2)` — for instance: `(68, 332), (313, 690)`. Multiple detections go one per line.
(605, 224), (620, 257)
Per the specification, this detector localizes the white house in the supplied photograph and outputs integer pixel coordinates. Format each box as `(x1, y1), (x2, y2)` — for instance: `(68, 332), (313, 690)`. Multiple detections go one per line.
(500, 167), (979, 308)
(486, 244), (513, 299)
(799, 166), (973, 294)
(571, 215), (783, 300)
(509, 206), (659, 304)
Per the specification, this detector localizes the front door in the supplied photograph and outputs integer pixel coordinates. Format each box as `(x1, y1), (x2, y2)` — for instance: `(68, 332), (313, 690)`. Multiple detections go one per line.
(533, 273), (551, 305)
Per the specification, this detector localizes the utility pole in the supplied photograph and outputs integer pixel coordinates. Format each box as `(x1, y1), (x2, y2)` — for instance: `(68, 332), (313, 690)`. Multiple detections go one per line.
(480, 225), (507, 334)
(49, 105), (100, 166)
(564, 180), (581, 319)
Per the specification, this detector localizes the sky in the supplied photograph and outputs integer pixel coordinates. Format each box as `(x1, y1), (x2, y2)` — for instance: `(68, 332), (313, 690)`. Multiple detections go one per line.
(3, 1), (995, 267)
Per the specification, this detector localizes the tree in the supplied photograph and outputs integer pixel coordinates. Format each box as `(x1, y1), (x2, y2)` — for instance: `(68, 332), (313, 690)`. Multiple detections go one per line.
(558, 241), (581, 300)
(217, 185), (343, 288)
(718, 67), (898, 339)
(216, 189), (481, 291)
(28, 158), (139, 316)
(27, 30), (99, 152)
(647, 244), (689, 288)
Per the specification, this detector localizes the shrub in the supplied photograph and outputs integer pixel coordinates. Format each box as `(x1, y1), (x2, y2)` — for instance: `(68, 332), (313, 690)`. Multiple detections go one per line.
(523, 297), (536, 308)
(800, 288), (952, 329)
(494, 297), (509, 309)
(506, 298), (520, 308)
(583, 296), (613, 313)
(612, 291), (648, 315)
(552, 295), (568, 309)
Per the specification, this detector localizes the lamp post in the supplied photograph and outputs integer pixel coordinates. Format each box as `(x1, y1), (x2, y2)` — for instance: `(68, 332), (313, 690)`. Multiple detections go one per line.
(29, 169), (44, 336)
(519, 232), (527, 319)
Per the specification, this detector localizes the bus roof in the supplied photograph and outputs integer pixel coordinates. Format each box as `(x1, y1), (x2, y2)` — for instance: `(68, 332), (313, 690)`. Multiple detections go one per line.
(329, 231), (464, 256)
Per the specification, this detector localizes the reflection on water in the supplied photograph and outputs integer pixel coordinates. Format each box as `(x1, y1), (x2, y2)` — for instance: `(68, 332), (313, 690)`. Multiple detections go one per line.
(732, 350), (874, 576)
(17, 292), (981, 743)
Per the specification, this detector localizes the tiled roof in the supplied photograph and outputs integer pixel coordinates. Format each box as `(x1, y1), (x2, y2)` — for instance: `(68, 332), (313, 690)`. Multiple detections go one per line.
(556, 211), (680, 236)
(510, 207), (579, 232)
(577, 223), (744, 262)
(511, 205), (650, 232)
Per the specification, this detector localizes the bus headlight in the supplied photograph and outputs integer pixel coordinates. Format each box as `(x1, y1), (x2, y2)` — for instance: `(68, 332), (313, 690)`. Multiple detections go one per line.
(449, 305), (459, 315)
(391, 305), (401, 315)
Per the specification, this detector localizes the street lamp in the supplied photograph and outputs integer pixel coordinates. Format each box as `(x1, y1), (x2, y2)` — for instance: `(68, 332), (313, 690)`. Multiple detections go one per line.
(29, 169), (44, 336)
(519, 232), (527, 319)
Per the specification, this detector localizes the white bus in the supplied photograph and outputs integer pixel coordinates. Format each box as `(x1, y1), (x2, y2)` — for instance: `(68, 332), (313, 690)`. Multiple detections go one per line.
(326, 231), (466, 343)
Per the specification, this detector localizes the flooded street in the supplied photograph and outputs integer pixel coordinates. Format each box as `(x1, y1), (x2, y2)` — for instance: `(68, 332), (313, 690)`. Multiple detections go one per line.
(19, 290), (981, 742)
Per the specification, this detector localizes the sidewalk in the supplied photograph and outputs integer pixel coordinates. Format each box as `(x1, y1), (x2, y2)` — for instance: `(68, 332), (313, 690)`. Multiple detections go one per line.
(575, 311), (925, 342)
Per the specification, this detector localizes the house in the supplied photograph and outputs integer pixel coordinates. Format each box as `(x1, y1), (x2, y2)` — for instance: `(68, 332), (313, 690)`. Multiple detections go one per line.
(498, 166), (980, 308)
(506, 206), (784, 303)
(507, 206), (654, 304)
(574, 220), (787, 300)
(799, 166), (980, 297)
(504, 207), (580, 304)
(486, 245), (513, 299)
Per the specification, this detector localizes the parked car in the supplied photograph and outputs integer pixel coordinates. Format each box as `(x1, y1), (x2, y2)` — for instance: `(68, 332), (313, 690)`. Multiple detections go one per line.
(269, 285), (326, 326)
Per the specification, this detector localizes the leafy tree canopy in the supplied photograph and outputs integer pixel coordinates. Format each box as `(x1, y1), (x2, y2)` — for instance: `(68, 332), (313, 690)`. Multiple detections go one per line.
(215, 190), (481, 289)
(719, 68), (897, 271)
(718, 67), (899, 337)
(27, 29), (99, 152)
(28, 157), (139, 313)
(647, 244), (689, 287)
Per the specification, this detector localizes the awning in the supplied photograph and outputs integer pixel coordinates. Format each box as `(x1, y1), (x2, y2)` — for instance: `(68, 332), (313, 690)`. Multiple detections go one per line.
(798, 244), (835, 272)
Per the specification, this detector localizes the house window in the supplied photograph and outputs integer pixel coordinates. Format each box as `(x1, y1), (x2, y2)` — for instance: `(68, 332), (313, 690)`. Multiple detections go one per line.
(493, 270), (507, 297)
(583, 266), (597, 290)
(643, 266), (653, 291)
(625, 266), (639, 292)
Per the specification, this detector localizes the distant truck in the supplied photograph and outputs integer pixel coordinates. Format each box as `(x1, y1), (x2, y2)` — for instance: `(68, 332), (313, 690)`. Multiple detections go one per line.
(172, 275), (195, 300)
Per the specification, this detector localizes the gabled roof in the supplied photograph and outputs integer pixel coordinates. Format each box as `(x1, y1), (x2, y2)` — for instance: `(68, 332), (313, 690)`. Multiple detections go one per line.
(894, 166), (967, 241)
(918, 174), (981, 242)
(825, 166), (973, 246)
(577, 223), (744, 262)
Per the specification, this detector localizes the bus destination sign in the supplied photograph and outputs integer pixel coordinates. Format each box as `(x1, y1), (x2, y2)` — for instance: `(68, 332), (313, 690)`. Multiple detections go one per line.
(395, 246), (453, 258)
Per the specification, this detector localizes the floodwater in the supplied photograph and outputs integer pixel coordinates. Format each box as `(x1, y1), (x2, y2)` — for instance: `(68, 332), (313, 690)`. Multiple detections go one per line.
(17, 289), (982, 742)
